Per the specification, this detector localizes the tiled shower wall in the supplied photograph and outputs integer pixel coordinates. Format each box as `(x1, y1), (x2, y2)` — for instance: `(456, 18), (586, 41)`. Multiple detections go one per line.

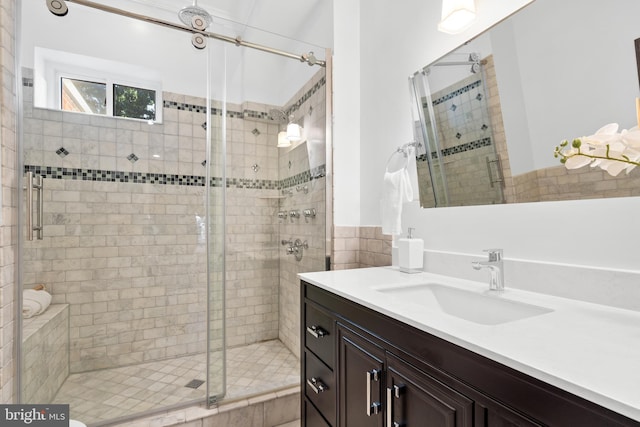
(0, 0), (18, 404)
(22, 75), (223, 372)
(278, 70), (327, 358)
(21, 65), (326, 371)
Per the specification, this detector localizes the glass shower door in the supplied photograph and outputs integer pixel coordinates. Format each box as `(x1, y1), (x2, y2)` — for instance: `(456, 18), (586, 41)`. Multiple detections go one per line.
(18, 1), (224, 423)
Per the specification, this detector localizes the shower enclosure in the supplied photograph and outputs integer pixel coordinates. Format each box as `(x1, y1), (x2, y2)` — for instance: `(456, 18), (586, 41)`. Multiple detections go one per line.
(410, 52), (505, 207)
(17, 1), (330, 425)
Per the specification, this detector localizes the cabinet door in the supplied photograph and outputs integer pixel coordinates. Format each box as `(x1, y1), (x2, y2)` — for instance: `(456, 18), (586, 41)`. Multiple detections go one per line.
(386, 353), (474, 427)
(338, 324), (385, 427)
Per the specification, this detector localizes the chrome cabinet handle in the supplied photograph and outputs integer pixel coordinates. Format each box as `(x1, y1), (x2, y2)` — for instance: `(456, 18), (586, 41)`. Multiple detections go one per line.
(306, 325), (328, 338)
(387, 384), (405, 427)
(366, 369), (381, 416)
(306, 377), (327, 394)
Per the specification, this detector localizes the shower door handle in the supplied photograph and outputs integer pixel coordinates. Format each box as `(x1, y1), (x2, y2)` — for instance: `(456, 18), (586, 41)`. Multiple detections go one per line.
(25, 172), (44, 241)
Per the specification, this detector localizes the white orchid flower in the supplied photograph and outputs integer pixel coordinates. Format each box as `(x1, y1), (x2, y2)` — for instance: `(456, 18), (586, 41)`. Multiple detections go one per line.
(621, 127), (640, 148)
(600, 159), (628, 176)
(581, 123), (621, 146)
(555, 122), (640, 176)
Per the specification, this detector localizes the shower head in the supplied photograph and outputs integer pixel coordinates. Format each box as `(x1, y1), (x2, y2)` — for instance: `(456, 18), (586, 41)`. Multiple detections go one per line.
(178, 1), (212, 29)
(269, 109), (288, 123)
(46, 0), (68, 16)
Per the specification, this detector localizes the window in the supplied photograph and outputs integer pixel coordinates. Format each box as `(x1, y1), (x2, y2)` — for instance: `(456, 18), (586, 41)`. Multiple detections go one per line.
(61, 78), (107, 115)
(113, 84), (156, 121)
(35, 47), (163, 123)
(60, 78), (157, 121)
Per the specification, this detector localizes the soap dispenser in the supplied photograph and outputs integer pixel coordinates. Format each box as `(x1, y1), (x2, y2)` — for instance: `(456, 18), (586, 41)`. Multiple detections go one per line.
(398, 227), (424, 274)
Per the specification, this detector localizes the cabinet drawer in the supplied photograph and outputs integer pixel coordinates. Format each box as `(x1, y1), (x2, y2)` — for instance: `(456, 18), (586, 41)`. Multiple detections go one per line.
(305, 350), (336, 426)
(304, 398), (331, 427)
(305, 302), (335, 368)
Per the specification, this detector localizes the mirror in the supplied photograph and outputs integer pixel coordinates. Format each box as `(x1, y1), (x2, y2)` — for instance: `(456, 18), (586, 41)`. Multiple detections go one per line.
(411, 0), (640, 208)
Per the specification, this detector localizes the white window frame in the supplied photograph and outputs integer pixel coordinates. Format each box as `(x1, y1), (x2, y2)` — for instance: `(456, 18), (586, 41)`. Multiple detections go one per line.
(34, 47), (163, 123)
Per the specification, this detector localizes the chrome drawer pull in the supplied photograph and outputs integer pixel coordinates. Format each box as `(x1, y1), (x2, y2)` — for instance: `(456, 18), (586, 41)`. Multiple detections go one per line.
(387, 384), (405, 427)
(366, 369), (381, 416)
(306, 325), (328, 338)
(306, 377), (327, 394)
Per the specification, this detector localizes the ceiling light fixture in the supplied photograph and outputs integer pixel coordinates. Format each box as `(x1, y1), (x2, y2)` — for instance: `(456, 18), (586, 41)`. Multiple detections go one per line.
(437, 0), (476, 34)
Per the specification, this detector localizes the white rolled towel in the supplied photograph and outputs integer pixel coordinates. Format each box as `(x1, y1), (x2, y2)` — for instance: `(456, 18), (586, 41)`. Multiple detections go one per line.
(22, 289), (52, 318)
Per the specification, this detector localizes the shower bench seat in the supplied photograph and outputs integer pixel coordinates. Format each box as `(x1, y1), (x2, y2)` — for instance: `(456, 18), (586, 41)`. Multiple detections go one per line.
(22, 304), (70, 404)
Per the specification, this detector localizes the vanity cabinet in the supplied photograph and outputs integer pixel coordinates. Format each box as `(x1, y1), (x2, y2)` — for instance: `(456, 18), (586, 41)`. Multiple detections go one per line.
(301, 280), (638, 427)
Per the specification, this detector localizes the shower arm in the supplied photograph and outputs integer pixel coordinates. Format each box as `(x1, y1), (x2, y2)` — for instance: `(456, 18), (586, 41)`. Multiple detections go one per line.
(63, 0), (326, 67)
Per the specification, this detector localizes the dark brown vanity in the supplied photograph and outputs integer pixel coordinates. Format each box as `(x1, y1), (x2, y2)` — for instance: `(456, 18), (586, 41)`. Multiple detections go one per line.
(301, 280), (639, 427)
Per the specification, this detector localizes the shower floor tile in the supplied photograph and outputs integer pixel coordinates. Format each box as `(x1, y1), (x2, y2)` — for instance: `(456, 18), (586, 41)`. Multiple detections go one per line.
(52, 339), (299, 426)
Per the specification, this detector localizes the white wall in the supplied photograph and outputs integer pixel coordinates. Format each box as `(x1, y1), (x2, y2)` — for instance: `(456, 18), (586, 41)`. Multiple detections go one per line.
(332, 0), (361, 226)
(333, 0), (640, 271)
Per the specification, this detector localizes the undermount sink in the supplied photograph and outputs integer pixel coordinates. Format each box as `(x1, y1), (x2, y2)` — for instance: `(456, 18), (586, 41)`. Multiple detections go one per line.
(377, 282), (553, 325)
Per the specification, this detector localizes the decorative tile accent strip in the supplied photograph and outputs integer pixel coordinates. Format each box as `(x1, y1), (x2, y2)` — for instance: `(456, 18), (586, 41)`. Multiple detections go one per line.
(280, 165), (326, 189)
(417, 137), (492, 161)
(24, 164), (326, 190)
(227, 177), (278, 190)
(161, 100), (209, 114)
(287, 76), (326, 114)
(127, 153), (139, 163)
(430, 80), (482, 106)
(24, 165), (207, 186)
(243, 110), (271, 121)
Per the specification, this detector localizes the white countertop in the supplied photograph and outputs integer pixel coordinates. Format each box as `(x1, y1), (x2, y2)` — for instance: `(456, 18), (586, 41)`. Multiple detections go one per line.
(299, 267), (640, 422)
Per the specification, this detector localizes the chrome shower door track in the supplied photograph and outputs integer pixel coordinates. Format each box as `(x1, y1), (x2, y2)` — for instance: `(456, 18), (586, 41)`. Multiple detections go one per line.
(64, 0), (326, 67)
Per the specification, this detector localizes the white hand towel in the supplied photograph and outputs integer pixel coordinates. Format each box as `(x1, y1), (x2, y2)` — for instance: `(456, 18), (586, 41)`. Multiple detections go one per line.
(381, 168), (413, 235)
(23, 289), (52, 318)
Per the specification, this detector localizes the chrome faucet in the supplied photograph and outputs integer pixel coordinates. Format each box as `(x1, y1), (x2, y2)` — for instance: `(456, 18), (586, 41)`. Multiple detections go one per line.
(471, 249), (504, 291)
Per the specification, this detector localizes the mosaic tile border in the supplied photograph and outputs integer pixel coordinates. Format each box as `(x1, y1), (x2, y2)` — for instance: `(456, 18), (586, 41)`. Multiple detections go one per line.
(23, 76), (326, 121)
(430, 80), (482, 106)
(286, 76), (327, 114)
(417, 137), (492, 161)
(24, 164), (326, 190)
